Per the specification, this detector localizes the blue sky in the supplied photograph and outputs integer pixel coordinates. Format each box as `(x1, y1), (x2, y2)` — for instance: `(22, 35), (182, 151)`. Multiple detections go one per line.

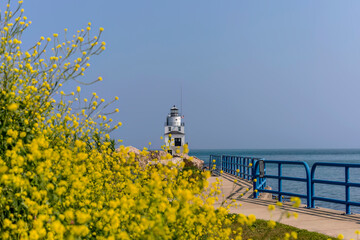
(21, 1), (360, 149)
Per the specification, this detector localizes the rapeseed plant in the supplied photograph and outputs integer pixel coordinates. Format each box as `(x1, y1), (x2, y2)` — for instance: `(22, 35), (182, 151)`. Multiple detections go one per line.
(0, 1), (236, 239)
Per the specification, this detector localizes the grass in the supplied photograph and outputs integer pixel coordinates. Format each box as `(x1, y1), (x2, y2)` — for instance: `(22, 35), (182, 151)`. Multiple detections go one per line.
(231, 218), (337, 240)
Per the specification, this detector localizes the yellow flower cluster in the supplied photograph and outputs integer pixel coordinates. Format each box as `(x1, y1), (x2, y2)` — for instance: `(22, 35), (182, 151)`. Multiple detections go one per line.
(0, 1), (238, 239)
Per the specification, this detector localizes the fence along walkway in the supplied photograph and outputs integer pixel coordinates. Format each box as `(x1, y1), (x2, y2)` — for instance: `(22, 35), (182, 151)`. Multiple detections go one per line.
(209, 172), (360, 240)
(209, 155), (360, 239)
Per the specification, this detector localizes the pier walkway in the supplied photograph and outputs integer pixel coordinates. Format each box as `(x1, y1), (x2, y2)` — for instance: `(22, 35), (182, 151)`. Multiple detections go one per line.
(209, 172), (360, 240)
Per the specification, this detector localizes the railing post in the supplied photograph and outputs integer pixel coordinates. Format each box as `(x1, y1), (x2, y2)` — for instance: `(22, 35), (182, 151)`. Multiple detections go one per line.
(227, 156), (229, 173)
(221, 156), (224, 172)
(226, 156), (231, 173)
(252, 162), (259, 199)
(303, 162), (311, 208)
(278, 163), (282, 202)
(251, 158), (255, 181)
(310, 165), (315, 208)
(229, 156), (231, 174)
(229, 156), (232, 174)
(240, 157), (245, 178)
(244, 158), (248, 180)
(219, 156), (221, 174)
(233, 156), (236, 175)
(229, 156), (231, 173)
(235, 157), (238, 177)
(225, 156), (228, 173)
(246, 157), (248, 179)
(239, 157), (242, 178)
(345, 166), (350, 214)
(262, 158), (266, 189)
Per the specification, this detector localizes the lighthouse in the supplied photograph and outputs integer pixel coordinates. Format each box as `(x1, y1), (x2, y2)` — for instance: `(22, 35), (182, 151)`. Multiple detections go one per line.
(164, 105), (186, 155)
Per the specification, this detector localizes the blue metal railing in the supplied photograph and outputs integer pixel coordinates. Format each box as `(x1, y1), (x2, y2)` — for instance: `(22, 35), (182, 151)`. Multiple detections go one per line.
(209, 155), (260, 181)
(209, 155), (360, 214)
(222, 156), (259, 180)
(253, 160), (312, 208)
(209, 155), (222, 175)
(311, 162), (360, 214)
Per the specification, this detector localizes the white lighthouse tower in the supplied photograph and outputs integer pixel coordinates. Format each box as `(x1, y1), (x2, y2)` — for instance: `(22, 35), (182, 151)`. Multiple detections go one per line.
(164, 105), (186, 155)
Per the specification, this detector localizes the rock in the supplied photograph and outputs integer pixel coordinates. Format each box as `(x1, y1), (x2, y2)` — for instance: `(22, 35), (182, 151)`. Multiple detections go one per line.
(115, 146), (149, 168)
(115, 146), (204, 170)
(147, 150), (169, 160)
(123, 146), (141, 155)
(173, 153), (204, 170)
(157, 157), (184, 167)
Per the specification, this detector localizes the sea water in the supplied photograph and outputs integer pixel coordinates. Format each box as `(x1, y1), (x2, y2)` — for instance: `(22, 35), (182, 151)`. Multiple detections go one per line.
(189, 149), (360, 213)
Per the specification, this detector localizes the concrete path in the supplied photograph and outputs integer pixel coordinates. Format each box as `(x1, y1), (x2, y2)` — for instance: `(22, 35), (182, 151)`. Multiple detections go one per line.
(209, 172), (360, 240)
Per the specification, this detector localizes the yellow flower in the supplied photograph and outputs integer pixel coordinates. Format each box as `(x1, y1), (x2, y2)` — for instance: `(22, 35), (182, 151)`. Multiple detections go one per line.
(267, 220), (276, 229)
(76, 211), (91, 224)
(3, 219), (12, 228)
(290, 197), (301, 208)
(291, 231), (298, 239)
(337, 234), (344, 240)
(76, 86), (81, 92)
(247, 214), (256, 225)
(8, 103), (19, 111)
(268, 205), (275, 211)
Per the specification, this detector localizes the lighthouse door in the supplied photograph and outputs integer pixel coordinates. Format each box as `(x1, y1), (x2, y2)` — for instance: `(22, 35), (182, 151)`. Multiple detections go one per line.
(174, 138), (182, 146)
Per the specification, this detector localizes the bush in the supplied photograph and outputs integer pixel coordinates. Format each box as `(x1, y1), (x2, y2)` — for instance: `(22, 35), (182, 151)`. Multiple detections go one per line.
(0, 1), (239, 239)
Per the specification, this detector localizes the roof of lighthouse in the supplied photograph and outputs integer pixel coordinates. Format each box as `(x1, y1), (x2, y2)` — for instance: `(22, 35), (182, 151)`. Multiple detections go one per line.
(171, 105), (178, 110)
(165, 131), (184, 135)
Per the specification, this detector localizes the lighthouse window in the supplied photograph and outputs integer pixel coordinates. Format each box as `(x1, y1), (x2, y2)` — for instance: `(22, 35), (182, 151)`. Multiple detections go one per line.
(175, 138), (182, 146)
(178, 127), (181, 131)
(168, 127), (171, 131)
